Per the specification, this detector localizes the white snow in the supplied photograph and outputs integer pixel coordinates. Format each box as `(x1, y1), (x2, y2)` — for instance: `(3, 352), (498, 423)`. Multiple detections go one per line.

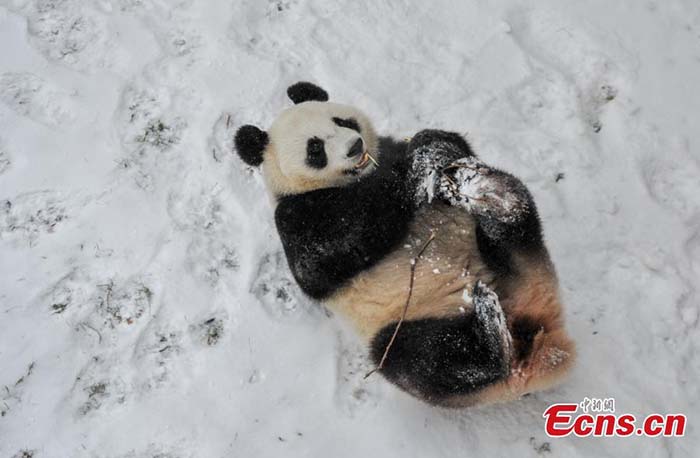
(1, 0), (699, 457)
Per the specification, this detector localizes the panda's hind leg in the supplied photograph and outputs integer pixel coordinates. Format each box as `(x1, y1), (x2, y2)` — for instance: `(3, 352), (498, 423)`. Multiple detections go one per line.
(431, 143), (575, 398)
(369, 281), (513, 406)
(506, 308), (576, 397)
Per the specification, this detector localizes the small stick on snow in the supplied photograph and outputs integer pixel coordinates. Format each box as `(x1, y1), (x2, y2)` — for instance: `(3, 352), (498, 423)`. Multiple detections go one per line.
(364, 230), (436, 379)
(80, 322), (103, 344)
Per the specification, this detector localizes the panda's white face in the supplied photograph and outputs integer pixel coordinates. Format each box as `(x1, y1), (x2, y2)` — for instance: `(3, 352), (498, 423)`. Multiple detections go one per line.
(263, 101), (379, 197)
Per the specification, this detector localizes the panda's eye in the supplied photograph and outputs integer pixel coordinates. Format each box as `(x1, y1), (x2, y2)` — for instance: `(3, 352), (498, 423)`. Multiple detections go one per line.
(306, 137), (327, 169)
(332, 117), (361, 133)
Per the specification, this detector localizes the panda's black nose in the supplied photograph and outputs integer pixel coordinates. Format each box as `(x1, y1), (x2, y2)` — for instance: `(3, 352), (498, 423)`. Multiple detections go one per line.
(347, 138), (364, 157)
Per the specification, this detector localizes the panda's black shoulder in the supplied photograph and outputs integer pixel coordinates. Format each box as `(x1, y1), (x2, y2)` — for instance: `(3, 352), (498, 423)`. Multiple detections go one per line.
(377, 136), (409, 162)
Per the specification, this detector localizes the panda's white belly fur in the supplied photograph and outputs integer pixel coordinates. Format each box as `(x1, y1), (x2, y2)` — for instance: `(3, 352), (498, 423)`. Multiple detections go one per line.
(327, 202), (495, 339)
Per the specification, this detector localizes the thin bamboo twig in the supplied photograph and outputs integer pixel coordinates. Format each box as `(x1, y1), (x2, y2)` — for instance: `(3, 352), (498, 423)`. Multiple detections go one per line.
(364, 231), (436, 379)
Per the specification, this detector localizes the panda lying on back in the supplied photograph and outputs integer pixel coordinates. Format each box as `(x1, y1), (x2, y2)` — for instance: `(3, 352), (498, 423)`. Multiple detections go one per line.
(235, 82), (575, 407)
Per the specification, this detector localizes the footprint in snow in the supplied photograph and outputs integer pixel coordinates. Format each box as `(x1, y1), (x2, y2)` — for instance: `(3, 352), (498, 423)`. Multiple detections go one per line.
(0, 139), (11, 175)
(334, 338), (380, 416)
(70, 355), (128, 417)
(188, 313), (228, 347)
(132, 325), (184, 390)
(0, 72), (76, 126)
(43, 268), (156, 348)
(251, 251), (319, 321)
(208, 111), (237, 163)
(116, 84), (188, 190)
(7, 0), (131, 72)
(639, 152), (700, 221)
(185, 234), (240, 286)
(0, 190), (71, 245)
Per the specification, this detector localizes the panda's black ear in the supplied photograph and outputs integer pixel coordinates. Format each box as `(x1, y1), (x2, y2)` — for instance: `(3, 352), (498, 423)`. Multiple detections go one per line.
(234, 125), (268, 167)
(287, 81), (329, 104)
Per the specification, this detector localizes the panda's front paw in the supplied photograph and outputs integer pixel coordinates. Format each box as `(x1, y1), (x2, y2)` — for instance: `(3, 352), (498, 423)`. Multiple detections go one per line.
(411, 148), (451, 205)
(435, 156), (487, 206)
(407, 130), (476, 206)
(437, 158), (529, 223)
(409, 132), (467, 204)
(408, 129), (473, 158)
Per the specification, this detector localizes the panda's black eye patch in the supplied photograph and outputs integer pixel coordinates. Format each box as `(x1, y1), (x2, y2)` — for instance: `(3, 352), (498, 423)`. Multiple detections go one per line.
(306, 137), (327, 169)
(332, 117), (361, 133)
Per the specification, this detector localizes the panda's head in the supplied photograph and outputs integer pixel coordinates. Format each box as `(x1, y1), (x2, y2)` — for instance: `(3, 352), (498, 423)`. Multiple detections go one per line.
(234, 82), (379, 198)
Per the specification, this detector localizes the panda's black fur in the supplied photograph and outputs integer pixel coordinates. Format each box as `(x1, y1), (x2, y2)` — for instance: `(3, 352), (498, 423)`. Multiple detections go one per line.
(235, 82), (575, 407)
(274, 136), (415, 299)
(371, 285), (510, 400)
(287, 81), (329, 104)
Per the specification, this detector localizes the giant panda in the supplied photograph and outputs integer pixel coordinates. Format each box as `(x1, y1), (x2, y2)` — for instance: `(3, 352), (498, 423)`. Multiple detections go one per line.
(234, 82), (575, 407)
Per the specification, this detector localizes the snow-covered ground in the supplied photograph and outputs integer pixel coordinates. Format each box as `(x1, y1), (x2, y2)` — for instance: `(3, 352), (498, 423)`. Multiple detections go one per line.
(1, 0), (698, 456)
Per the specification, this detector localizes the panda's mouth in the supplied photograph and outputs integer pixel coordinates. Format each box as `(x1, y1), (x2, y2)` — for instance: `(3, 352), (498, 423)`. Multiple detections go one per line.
(344, 150), (377, 176)
(354, 150), (377, 170)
